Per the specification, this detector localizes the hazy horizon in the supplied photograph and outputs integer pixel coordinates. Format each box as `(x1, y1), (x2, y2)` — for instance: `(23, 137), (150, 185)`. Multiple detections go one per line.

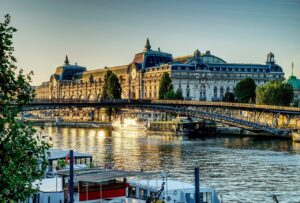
(1, 0), (299, 85)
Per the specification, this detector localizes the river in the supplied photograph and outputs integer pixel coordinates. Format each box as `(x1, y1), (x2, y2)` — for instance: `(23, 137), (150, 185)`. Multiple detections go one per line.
(41, 126), (300, 203)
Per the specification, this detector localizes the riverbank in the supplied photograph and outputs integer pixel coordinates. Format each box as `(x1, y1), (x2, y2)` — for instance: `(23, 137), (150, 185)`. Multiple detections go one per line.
(27, 120), (291, 139)
(28, 120), (113, 129)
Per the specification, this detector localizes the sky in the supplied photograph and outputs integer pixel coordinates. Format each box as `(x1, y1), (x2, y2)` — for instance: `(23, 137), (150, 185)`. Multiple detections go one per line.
(1, 0), (300, 85)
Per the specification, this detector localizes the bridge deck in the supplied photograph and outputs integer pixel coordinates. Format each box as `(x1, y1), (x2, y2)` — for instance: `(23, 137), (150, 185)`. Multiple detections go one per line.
(28, 99), (300, 114)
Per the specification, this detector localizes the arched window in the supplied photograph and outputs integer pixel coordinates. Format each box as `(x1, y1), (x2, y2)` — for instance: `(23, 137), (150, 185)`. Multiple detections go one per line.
(220, 87), (224, 97)
(214, 87), (218, 98)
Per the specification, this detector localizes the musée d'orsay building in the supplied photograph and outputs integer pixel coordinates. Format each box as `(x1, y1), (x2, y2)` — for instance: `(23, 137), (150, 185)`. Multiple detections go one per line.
(35, 39), (284, 102)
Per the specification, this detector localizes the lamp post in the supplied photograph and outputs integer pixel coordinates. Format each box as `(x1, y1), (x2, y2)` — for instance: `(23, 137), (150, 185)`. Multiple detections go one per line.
(195, 167), (200, 203)
(69, 150), (74, 203)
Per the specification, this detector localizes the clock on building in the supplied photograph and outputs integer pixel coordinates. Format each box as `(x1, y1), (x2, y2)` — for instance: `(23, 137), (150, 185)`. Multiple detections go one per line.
(131, 68), (137, 80)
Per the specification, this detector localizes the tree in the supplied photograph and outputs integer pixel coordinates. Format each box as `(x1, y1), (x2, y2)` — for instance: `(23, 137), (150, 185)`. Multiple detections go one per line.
(0, 14), (49, 201)
(165, 89), (175, 99)
(101, 70), (121, 100)
(222, 92), (235, 102)
(56, 159), (66, 170)
(159, 72), (173, 99)
(234, 78), (256, 103)
(101, 70), (122, 121)
(256, 80), (294, 106)
(174, 88), (183, 100)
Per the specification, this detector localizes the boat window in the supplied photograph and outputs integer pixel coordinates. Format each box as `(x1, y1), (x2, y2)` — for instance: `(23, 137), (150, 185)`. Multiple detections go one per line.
(185, 192), (212, 203)
(139, 188), (148, 200)
(128, 186), (136, 198)
(185, 193), (195, 203)
(201, 192), (212, 203)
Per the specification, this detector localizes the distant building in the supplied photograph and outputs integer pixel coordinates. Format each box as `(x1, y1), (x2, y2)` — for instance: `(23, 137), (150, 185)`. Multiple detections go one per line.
(35, 39), (284, 101)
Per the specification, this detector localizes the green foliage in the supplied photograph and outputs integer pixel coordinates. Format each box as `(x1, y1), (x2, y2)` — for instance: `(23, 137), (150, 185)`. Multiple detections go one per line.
(222, 92), (235, 102)
(234, 78), (256, 103)
(174, 88), (183, 100)
(165, 89), (175, 99)
(0, 14), (50, 201)
(90, 161), (95, 168)
(56, 159), (66, 170)
(256, 80), (294, 106)
(101, 70), (122, 121)
(101, 70), (122, 99)
(159, 73), (173, 99)
(158, 73), (183, 100)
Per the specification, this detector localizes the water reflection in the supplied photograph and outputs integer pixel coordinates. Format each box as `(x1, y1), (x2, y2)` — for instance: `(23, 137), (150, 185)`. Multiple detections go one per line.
(43, 127), (300, 202)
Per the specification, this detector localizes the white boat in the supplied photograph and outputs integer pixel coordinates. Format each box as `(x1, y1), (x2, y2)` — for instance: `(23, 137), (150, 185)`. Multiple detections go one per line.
(30, 168), (220, 203)
(128, 178), (220, 203)
(292, 130), (300, 142)
(112, 118), (148, 131)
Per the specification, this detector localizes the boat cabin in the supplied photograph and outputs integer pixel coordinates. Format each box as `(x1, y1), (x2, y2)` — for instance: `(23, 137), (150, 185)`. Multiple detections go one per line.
(47, 149), (93, 173)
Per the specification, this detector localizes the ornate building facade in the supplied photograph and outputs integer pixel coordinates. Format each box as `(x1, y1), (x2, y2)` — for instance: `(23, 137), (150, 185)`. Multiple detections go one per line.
(35, 39), (284, 102)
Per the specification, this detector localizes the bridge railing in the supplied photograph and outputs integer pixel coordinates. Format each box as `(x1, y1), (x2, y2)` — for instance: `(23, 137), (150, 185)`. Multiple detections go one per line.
(32, 99), (300, 112)
(32, 99), (150, 104)
(152, 100), (300, 112)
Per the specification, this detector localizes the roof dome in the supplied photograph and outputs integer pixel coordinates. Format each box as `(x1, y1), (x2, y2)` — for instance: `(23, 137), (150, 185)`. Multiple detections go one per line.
(270, 64), (283, 72)
(266, 52), (275, 64)
(267, 52), (274, 58)
(285, 75), (300, 90)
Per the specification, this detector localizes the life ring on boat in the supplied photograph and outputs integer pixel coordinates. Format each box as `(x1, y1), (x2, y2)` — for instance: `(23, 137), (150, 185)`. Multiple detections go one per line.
(65, 154), (75, 164)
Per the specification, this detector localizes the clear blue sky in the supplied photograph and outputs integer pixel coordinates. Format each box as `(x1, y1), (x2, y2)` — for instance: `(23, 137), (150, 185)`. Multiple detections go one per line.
(1, 0), (300, 85)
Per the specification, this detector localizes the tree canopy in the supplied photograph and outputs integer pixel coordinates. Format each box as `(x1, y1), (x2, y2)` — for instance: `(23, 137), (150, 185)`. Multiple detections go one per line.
(101, 70), (122, 121)
(234, 77), (256, 103)
(159, 72), (176, 99)
(101, 70), (122, 99)
(174, 88), (184, 100)
(222, 92), (235, 102)
(256, 80), (294, 106)
(0, 14), (49, 201)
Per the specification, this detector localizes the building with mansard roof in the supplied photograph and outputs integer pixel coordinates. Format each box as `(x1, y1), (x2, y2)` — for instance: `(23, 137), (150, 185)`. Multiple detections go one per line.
(35, 39), (284, 102)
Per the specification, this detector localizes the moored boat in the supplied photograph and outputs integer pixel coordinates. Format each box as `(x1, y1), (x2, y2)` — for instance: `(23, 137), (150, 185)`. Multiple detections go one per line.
(31, 168), (220, 203)
(112, 118), (148, 131)
(30, 149), (220, 203)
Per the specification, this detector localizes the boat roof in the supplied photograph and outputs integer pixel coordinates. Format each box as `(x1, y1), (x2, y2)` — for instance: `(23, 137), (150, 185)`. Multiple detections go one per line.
(33, 177), (63, 192)
(58, 168), (160, 183)
(48, 148), (92, 161)
(129, 179), (215, 192)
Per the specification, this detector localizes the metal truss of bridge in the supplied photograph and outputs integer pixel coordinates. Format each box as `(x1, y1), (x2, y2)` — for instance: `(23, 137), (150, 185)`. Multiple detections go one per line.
(25, 99), (300, 136)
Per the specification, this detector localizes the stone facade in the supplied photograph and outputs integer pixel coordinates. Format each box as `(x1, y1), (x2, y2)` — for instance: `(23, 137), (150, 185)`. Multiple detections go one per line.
(35, 39), (284, 101)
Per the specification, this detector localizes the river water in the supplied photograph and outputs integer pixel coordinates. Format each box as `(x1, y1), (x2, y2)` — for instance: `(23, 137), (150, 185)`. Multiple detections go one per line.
(41, 126), (300, 203)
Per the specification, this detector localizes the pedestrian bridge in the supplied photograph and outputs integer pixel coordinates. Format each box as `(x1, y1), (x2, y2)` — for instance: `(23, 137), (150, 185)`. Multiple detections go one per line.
(25, 99), (300, 136)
